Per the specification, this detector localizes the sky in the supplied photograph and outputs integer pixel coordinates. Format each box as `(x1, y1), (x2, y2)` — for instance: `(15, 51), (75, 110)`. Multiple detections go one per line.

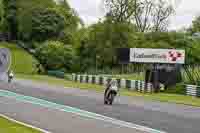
(68, 0), (200, 30)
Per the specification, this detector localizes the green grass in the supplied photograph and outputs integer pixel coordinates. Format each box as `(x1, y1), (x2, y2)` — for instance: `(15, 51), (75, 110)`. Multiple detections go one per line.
(111, 73), (144, 80)
(93, 73), (144, 81)
(0, 116), (41, 133)
(17, 74), (104, 92)
(17, 74), (200, 107)
(0, 42), (39, 74)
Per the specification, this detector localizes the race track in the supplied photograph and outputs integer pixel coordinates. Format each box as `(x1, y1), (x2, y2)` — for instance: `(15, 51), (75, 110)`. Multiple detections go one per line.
(0, 79), (200, 133)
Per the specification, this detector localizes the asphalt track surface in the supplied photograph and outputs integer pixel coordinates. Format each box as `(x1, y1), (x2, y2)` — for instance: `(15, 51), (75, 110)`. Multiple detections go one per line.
(0, 96), (146, 133)
(0, 79), (200, 133)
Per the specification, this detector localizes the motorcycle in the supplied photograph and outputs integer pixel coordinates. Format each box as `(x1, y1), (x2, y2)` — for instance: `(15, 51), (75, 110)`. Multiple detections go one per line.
(104, 80), (118, 105)
(8, 76), (13, 83)
(8, 72), (14, 83)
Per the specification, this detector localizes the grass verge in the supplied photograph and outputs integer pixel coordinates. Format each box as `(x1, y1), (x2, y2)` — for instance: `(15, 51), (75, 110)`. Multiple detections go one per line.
(0, 116), (41, 133)
(17, 74), (200, 107)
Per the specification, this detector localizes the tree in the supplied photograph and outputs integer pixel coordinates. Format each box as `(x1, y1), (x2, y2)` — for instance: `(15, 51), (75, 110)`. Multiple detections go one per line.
(55, 0), (83, 44)
(35, 41), (73, 71)
(152, 0), (174, 31)
(57, 0), (70, 9)
(3, 0), (18, 40)
(17, 0), (56, 41)
(56, 0), (83, 30)
(78, 19), (137, 70)
(104, 0), (174, 32)
(189, 16), (200, 34)
(134, 0), (153, 32)
(104, 0), (135, 22)
(0, 0), (4, 30)
(134, 0), (174, 32)
(31, 8), (65, 41)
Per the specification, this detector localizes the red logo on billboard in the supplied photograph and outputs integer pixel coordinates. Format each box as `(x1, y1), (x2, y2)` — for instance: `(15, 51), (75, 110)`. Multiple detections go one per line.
(168, 51), (182, 62)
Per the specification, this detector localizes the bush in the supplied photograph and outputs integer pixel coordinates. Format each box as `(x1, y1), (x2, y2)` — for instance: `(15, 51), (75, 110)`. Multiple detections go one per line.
(35, 41), (73, 71)
(64, 74), (72, 80)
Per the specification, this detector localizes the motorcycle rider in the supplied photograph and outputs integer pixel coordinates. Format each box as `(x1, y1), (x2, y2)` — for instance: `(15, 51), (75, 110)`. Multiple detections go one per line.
(104, 78), (118, 104)
(8, 70), (14, 83)
(104, 79), (112, 101)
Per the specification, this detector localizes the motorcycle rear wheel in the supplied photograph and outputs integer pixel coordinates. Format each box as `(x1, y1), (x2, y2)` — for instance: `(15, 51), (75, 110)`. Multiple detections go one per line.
(108, 92), (115, 105)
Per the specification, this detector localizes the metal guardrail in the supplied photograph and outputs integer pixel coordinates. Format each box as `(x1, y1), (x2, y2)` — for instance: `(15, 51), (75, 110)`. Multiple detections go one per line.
(73, 74), (200, 97)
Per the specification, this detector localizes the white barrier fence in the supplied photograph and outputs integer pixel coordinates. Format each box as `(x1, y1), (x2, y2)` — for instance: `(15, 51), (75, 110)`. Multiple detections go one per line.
(72, 74), (200, 97)
(72, 74), (154, 93)
(186, 85), (200, 97)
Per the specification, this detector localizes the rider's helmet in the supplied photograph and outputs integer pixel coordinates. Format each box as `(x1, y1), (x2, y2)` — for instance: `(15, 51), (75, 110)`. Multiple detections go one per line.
(110, 79), (118, 86)
(9, 70), (14, 77)
(107, 78), (112, 84)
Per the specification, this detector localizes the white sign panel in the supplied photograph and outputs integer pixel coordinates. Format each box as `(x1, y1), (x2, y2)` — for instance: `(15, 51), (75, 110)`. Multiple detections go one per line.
(0, 48), (11, 72)
(0, 48), (11, 81)
(130, 48), (185, 64)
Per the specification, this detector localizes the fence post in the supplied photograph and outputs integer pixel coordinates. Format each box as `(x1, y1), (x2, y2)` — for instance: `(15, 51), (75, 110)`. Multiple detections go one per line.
(186, 85), (197, 97)
(77, 75), (80, 82)
(126, 80), (131, 90)
(121, 79), (126, 88)
(95, 76), (99, 85)
(92, 76), (96, 84)
(116, 79), (121, 88)
(80, 75), (83, 83)
(103, 77), (107, 85)
(136, 81), (139, 92)
(197, 86), (200, 97)
(147, 83), (153, 93)
(130, 80), (136, 91)
(72, 74), (75, 81)
(75, 74), (77, 82)
(88, 75), (92, 83)
(86, 75), (89, 83)
(99, 76), (103, 85)
(82, 75), (86, 83)
(141, 81), (145, 93)
(72, 74), (76, 81)
(139, 81), (142, 92)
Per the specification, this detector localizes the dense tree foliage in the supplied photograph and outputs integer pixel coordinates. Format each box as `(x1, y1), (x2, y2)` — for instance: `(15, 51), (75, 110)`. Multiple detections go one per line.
(104, 0), (135, 22)
(189, 16), (200, 34)
(55, 1), (83, 44)
(75, 24), (200, 71)
(31, 8), (65, 41)
(2, 0), (81, 43)
(35, 41), (73, 71)
(3, 0), (17, 40)
(74, 17), (138, 71)
(17, 0), (56, 41)
(0, 0), (4, 30)
(1, 0), (200, 74)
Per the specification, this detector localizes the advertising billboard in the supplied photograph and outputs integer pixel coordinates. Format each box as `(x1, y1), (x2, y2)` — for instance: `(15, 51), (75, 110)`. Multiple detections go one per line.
(130, 48), (185, 64)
